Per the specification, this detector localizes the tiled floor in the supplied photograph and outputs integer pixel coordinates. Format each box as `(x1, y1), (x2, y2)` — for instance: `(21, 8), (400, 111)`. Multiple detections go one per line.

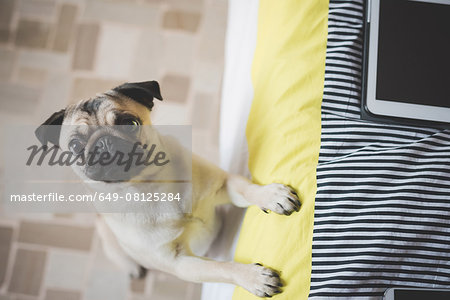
(0, 0), (227, 299)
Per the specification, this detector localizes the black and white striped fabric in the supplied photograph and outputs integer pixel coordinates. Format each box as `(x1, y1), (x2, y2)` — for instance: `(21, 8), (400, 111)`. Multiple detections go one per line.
(309, 0), (450, 298)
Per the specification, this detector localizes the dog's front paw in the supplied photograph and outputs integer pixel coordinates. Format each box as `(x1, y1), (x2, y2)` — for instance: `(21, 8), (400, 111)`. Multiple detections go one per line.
(256, 184), (300, 216)
(239, 263), (283, 298)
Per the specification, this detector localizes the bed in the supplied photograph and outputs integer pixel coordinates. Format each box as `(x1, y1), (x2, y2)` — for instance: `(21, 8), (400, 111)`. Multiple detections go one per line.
(204, 0), (450, 299)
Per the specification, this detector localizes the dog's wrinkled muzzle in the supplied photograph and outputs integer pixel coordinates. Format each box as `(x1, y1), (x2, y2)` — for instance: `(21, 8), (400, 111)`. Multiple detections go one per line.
(85, 135), (146, 182)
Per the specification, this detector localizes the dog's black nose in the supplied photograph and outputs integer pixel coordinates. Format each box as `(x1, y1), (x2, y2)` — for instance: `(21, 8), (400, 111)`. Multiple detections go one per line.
(85, 162), (104, 179)
(85, 135), (119, 181)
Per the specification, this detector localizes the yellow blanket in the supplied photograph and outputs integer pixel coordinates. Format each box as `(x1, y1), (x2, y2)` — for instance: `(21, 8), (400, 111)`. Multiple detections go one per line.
(233, 1), (328, 299)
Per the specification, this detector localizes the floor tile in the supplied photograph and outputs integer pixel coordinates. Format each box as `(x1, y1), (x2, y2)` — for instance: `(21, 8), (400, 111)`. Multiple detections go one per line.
(84, 268), (129, 300)
(153, 0), (204, 13)
(162, 32), (195, 76)
(160, 74), (190, 103)
(95, 23), (140, 79)
(0, 226), (13, 285)
(192, 61), (223, 94)
(0, 48), (16, 81)
(18, 221), (94, 251)
(18, 0), (56, 19)
(162, 10), (201, 33)
(0, 83), (41, 114)
(44, 251), (89, 290)
(70, 77), (123, 103)
(0, 29), (10, 44)
(18, 50), (71, 72)
(52, 4), (78, 52)
(8, 248), (46, 296)
(151, 273), (190, 300)
(72, 23), (100, 70)
(192, 93), (214, 129)
(16, 67), (47, 87)
(15, 20), (51, 49)
(130, 277), (146, 294)
(83, 1), (161, 28)
(130, 29), (162, 81)
(0, 0), (15, 31)
(44, 289), (81, 300)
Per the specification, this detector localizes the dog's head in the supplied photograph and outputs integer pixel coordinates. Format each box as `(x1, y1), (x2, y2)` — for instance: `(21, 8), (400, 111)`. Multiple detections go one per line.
(35, 81), (163, 182)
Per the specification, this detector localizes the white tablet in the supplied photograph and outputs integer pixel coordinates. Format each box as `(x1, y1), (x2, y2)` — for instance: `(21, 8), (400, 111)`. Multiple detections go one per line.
(363, 0), (450, 127)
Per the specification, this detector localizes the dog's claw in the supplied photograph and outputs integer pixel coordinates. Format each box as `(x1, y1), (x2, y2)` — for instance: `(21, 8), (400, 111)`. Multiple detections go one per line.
(288, 198), (301, 212)
(277, 203), (292, 216)
(265, 284), (278, 289)
(262, 209), (269, 214)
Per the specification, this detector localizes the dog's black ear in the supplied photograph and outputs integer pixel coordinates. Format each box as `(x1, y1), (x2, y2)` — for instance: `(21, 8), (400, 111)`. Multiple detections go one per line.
(113, 81), (163, 110)
(35, 109), (65, 146)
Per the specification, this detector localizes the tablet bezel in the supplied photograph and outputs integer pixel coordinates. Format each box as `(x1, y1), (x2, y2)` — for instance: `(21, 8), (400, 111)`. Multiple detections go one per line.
(365, 0), (450, 125)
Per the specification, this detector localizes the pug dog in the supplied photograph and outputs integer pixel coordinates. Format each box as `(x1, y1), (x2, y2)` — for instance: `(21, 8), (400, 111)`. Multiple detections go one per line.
(35, 81), (301, 298)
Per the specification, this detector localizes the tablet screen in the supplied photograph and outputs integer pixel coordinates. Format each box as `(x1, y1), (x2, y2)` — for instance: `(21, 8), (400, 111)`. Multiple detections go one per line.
(394, 289), (450, 300)
(376, 0), (450, 108)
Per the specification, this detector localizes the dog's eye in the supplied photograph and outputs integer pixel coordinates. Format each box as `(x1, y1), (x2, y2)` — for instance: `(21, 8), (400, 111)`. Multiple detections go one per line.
(68, 139), (84, 154)
(120, 118), (140, 126)
(119, 117), (141, 133)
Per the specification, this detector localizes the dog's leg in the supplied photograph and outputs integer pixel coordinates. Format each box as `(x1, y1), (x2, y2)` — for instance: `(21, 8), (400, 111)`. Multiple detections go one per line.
(225, 174), (301, 215)
(96, 217), (146, 279)
(172, 255), (282, 297)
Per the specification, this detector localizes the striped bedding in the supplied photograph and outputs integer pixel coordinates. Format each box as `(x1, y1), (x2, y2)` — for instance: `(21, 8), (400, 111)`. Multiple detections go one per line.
(309, 0), (450, 298)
